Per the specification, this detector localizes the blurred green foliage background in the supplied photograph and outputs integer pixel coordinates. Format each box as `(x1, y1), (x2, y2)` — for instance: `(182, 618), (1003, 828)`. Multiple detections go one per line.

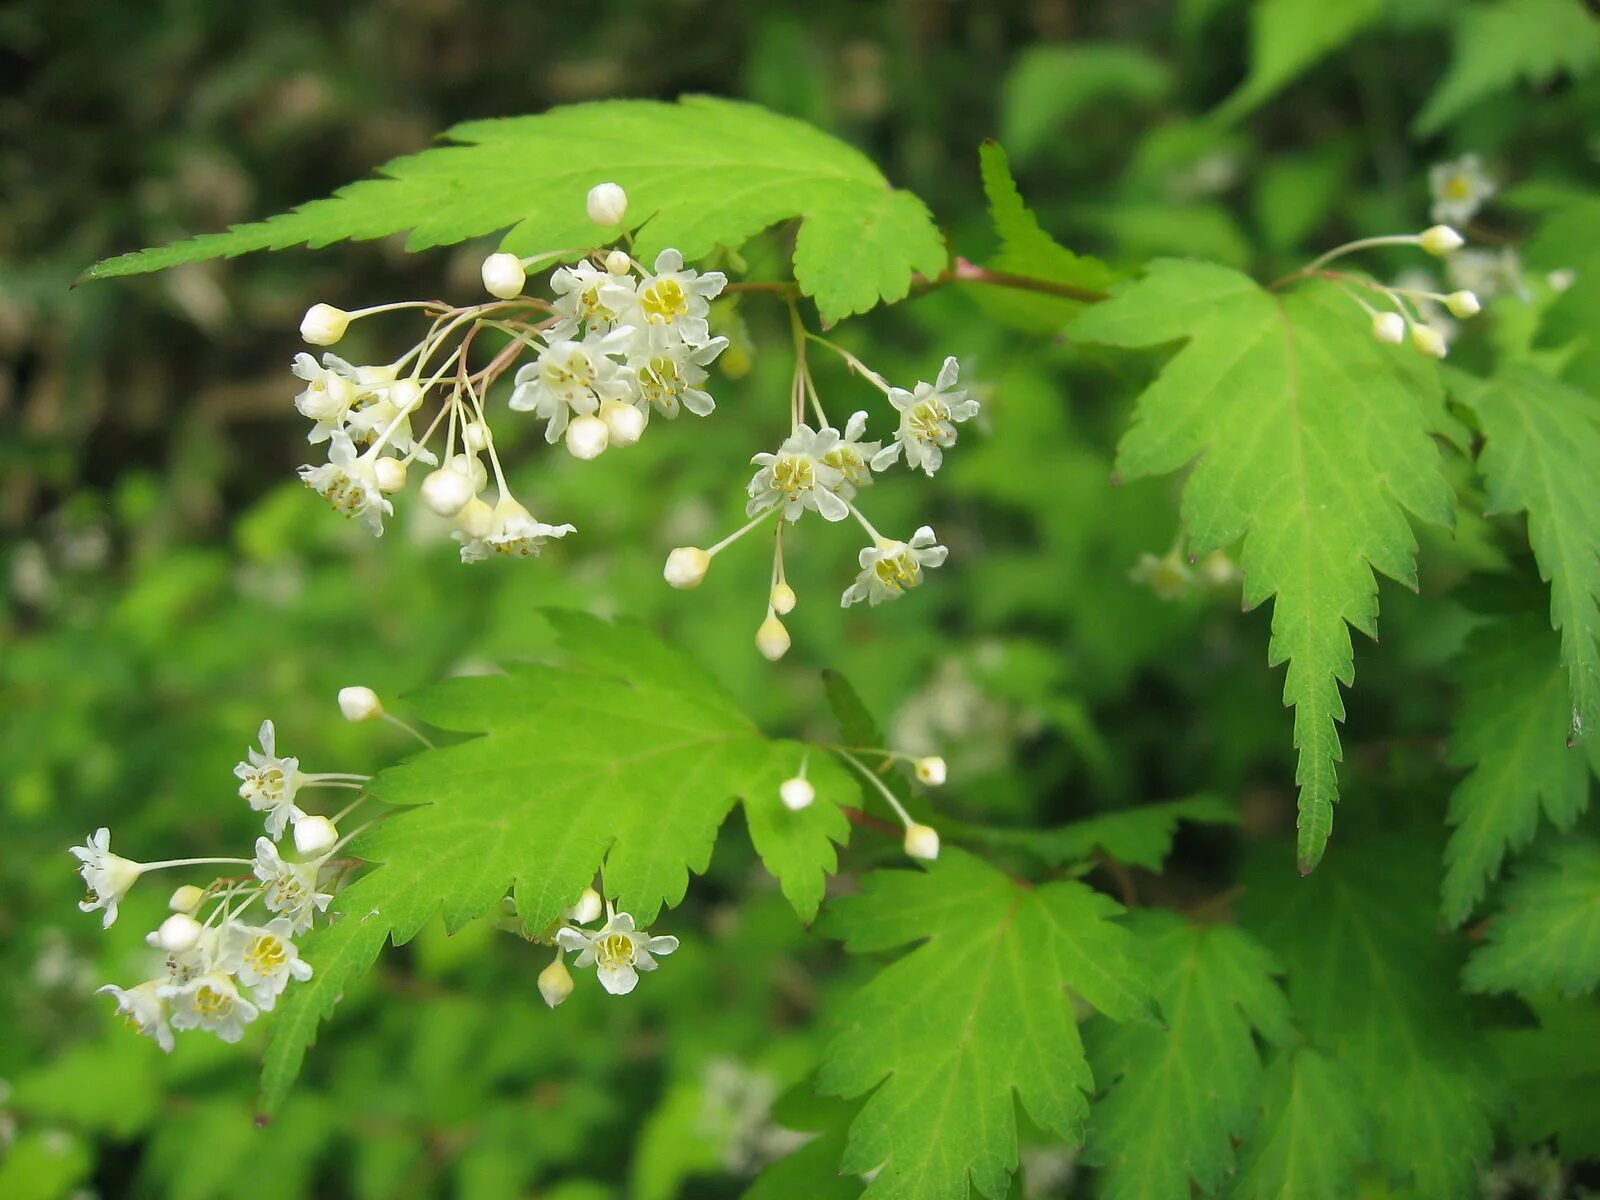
(3, 1), (1597, 1197)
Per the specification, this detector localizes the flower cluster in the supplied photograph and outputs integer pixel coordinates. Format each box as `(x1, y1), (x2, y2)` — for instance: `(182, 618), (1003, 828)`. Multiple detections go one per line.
(282, 183), (978, 658)
(530, 887), (680, 1006)
(71, 697), (396, 1051)
(776, 746), (948, 863)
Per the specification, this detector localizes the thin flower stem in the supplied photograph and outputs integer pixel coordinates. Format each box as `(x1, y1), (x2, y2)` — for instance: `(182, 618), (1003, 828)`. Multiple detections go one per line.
(845, 501), (885, 544)
(300, 781), (366, 790)
(805, 333), (893, 394)
(330, 794), (371, 825)
(142, 857), (254, 871)
(348, 300), (453, 320)
(1300, 234), (1422, 274)
(383, 712), (436, 750)
(836, 749), (915, 828)
(707, 506), (780, 557)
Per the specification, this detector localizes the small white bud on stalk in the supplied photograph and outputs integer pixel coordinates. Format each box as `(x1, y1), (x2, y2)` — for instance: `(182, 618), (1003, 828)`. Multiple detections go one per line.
(388, 378), (424, 414)
(1372, 311), (1406, 344)
(154, 913), (204, 954)
(586, 182), (628, 227)
(565, 887), (603, 926)
(756, 616), (791, 662)
(448, 453), (489, 493)
(294, 815), (340, 857)
(770, 582), (797, 615)
(168, 884), (206, 913)
(1445, 290), (1481, 318)
(565, 414), (610, 460)
(461, 420), (490, 453)
(1411, 324), (1448, 359)
(421, 466), (475, 516)
(481, 252), (526, 300)
(664, 547), (710, 589)
(605, 250), (633, 275)
(300, 303), (350, 346)
(457, 497), (496, 540)
(1419, 225), (1465, 256)
(600, 399), (646, 446)
(538, 957), (575, 1008)
(914, 756), (947, 786)
(373, 458), (408, 494)
(779, 777), (815, 811)
(903, 823), (941, 861)
(338, 686), (384, 723)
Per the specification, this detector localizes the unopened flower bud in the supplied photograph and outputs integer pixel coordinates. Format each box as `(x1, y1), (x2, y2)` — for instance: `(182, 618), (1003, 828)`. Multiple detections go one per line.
(770, 582), (797, 615)
(1411, 324), (1448, 359)
(565, 887), (603, 926)
(1372, 311), (1406, 344)
(293, 815), (340, 856)
(605, 250), (633, 275)
(462, 420), (490, 453)
(481, 252), (526, 300)
(421, 466), (475, 516)
(373, 457), (408, 494)
(338, 685), (383, 723)
(586, 182), (628, 227)
(903, 822), (940, 861)
(154, 913), (204, 954)
(449, 453), (489, 493)
(664, 547), (710, 589)
(1444, 290), (1481, 318)
(457, 497), (496, 539)
(565, 414), (610, 460)
(389, 378), (424, 414)
(168, 884), (206, 914)
(538, 957), (575, 1008)
(1419, 225), (1465, 256)
(1548, 268), (1576, 294)
(300, 303), (350, 346)
(914, 756), (947, 786)
(600, 399), (647, 446)
(756, 616), (791, 662)
(779, 777), (815, 811)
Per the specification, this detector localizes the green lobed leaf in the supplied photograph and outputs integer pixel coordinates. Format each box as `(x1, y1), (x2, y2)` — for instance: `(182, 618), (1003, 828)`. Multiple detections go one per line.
(1464, 836), (1600, 996)
(1530, 196), (1600, 394)
(1487, 996), (1600, 1161)
(1231, 1047), (1372, 1200)
(1441, 616), (1591, 925)
(1413, 0), (1600, 136)
(1082, 912), (1292, 1200)
(81, 96), (947, 323)
(1210, 0), (1385, 126)
(1070, 262), (1456, 872)
(259, 611), (851, 1113)
(1240, 840), (1499, 1200)
(817, 849), (1152, 1200)
(969, 795), (1237, 872)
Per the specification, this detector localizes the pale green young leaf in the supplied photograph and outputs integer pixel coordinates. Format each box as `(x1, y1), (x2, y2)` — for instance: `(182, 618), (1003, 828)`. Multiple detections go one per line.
(259, 611), (850, 1112)
(1241, 841), (1498, 1200)
(1000, 44), (1170, 163)
(1464, 837), (1600, 996)
(817, 849), (1151, 1200)
(1070, 262), (1455, 871)
(1231, 1048), (1372, 1200)
(1487, 997), (1600, 1160)
(1210, 0), (1385, 125)
(1082, 912), (1292, 1200)
(1441, 617), (1591, 925)
(970, 795), (1237, 871)
(1413, 0), (1600, 136)
(81, 97), (946, 323)
(1455, 368), (1600, 743)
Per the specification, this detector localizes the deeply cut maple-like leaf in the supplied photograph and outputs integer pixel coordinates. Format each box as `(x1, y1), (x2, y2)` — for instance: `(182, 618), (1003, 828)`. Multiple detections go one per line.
(1465, 836), (1600, 997)
(817, 849), (1152, 1200)
(1071, 261), (1456, 871)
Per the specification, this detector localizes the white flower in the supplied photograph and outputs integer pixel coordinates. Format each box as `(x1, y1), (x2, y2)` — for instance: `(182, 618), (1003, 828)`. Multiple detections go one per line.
(291, 353), (362, 443)
(454, 497), (576, 563)
(252, 837), (333, 934)
(550, 263), (630, 338)
(1430, 155), (1494, 225)
(840, 527), (948, 607)
(97, 981), (175, 1052)
(747, 424), (850, 522)
(298, 433), (393, 537)
(161, 970), (259, 1043)
(871, 358), (978, 476)
(821, 410), (881, 498)
(556, 910), (679, 996)
(610, 249), (726, 348)
(70, 828), (146, 928)
(343, 397), (437, 465)
(626, 337), (728, 419)
(234, 719), (305, 840)
(157, 922), (222, 988)
(221, 917), (313, 1011)
(508, 331), (633, 442)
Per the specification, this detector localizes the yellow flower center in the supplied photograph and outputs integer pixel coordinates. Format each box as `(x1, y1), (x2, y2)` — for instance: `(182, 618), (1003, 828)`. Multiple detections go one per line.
(908, 398), (950, 442)
(772, 455), (815, 499)
(1444, 174), (1473, 200)
(641, 278), (689, 323)
(596, 932), (637, 969)
(824, 446), (866, 484)
(194, 984), (235, 1020)
(245, 934), (288, 976)
(873, 550), (921, 593)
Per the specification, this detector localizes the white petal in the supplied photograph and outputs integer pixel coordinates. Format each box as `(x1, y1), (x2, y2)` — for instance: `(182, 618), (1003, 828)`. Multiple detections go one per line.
(935, 356), (960, 391)
(815, 488), (849, 522)
(598, 963), (638, 995)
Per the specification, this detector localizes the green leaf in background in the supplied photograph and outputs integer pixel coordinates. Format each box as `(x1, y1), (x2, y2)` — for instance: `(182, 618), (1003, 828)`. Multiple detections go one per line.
(1441, 617), (1591, 925)
(1464, 836), (1600, 996)
(1456, 368), (1600, 744)
(817, 849), (1152, 1200)
(260, 611), (852, 1112)
(1231, 1047), (1372, 1200)
(1241, 841), (1498, 1200)
(1530, 196), (1600, 393)
(1082, 913), (1292, 1200)
(1413, 0), (1600, 135)
(80, 97), (947, 323)
(969, 795), (1237, 871)
(999, 44), (1170, 164)
(1071, 262), (1455, 872)
(1487, 997), (1600, 1161)
(1209, 0), (1385, 126)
